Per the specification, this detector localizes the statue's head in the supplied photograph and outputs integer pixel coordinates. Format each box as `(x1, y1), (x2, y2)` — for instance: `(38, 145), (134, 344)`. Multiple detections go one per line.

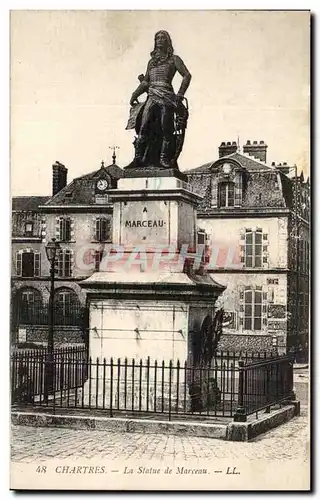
(151, 30), (174, 59)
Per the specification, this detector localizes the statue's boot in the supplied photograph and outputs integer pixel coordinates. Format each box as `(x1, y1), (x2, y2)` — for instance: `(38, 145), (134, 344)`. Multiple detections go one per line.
(159, 140), (172, 169)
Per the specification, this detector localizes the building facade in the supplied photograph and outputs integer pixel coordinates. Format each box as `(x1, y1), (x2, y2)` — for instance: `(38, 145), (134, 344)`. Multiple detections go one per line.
(11, 143), (310, 356)
(186, 140), (310, 356)
(11, 158), (123, 346)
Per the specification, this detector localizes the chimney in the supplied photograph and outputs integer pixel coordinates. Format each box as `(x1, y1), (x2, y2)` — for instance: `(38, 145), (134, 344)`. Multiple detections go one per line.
(275, 162), (291, 175)
(218, 141), (237, 158)
(242, 140), (268, 163)
(52, 161), (68, 196)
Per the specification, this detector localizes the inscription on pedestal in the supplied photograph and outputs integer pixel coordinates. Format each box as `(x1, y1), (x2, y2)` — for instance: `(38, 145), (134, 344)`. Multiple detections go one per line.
(125, 220), (165, 228)
(120, 200), (171, 246)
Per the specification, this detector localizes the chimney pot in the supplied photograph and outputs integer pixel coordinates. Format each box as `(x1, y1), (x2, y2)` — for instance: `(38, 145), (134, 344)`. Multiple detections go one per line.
(218, 140), (237, 158)
(242, 140), (268, 163)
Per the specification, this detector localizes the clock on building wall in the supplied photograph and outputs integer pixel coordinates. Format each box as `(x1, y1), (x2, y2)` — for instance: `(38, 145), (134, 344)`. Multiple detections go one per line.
(96, 179), (109, 192)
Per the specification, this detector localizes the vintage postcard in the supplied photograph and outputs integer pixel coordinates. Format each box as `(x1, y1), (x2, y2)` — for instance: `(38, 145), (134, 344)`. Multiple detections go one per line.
(10, 10), (310, 491)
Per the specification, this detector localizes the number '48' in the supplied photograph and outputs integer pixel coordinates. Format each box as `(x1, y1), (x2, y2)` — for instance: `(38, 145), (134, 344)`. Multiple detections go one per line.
(36, 466), (47, 473)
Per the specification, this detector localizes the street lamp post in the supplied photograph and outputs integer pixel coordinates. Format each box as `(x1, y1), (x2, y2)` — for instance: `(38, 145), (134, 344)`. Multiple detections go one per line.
(44, 238), (61, 399)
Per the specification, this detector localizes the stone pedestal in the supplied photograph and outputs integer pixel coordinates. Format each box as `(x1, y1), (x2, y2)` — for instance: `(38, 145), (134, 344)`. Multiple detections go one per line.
(79, 169), (226, 410)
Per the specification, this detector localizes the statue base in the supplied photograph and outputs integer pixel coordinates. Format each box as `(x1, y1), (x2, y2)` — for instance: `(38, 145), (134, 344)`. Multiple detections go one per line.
(123, 166), (188, 183)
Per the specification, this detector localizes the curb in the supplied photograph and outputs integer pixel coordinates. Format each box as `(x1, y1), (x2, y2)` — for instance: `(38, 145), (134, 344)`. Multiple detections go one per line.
(11, 402), (299, 442)
(226, 402), (300, 441)
(11, 412), (227, 440)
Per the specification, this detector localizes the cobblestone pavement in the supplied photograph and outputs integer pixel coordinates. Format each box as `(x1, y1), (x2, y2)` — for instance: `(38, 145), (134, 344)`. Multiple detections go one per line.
(11, 406), (309, 464)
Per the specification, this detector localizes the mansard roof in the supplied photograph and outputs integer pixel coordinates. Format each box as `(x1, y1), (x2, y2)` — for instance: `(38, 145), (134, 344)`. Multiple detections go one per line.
(44, 163), (124, 207)
(186, 152), (271, 174)
(12, 196), (50, 212)
(186, 152), (300, 212)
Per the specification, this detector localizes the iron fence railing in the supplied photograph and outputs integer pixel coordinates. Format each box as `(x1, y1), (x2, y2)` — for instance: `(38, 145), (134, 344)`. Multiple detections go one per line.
(11, 349), (294, 421)
(233, 356), (294, 421)
(11, 347), (88, 404)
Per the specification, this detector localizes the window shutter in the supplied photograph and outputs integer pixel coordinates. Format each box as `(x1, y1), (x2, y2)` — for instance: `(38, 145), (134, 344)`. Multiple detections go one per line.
(211, 180), (218, 207)
(64, 250), (71, 277)
(95, 219), (101, 241)
(57, 250), (62, 277)
(16, 253), (22, 276)
(234, 175), (242, 207)
(59, 217), (71, 241)
(34, 253), (41, 277)
(95, 218), (111, 241)
(104, 219), (111, 241)
(65, 218), (71, 241)
(59, 218), (63, 241)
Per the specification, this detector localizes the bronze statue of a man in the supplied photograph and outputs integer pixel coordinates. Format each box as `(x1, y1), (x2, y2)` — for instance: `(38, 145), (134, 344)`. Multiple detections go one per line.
(127, 31), (192, 169)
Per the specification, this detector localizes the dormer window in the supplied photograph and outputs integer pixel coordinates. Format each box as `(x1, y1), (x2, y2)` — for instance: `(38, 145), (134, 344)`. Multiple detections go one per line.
(218, 182), (235, 207)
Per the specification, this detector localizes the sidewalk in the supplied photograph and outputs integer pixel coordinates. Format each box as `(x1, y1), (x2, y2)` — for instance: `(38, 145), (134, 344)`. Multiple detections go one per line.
(294, 368), (309, 405)
(293, 364), (309, 371)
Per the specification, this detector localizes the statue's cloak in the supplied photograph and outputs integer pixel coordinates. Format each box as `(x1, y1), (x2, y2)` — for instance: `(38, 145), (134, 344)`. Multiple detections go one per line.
(125, 102), (145, 131)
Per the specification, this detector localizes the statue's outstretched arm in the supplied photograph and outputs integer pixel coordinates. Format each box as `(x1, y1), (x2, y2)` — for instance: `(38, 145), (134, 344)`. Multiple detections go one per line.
(175, 55), (192, 99)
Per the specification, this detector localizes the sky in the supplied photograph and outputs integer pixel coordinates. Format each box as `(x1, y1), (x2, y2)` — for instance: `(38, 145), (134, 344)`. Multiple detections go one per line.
(10, 10), (310, 196)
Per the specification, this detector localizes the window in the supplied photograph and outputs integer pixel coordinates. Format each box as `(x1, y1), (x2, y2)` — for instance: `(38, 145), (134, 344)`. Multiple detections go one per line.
(16, 250), (41, 277)
(18, 287), (42, 324)
(57, 249), (72, 278)
(218, 182), (235, 207)
(95, 218), (111, 242)
(20, 288), (41, 305)
(244, 289), (262, 331)
(59, 217), (71, 241)
(25, 222), (33, 236)
(54, 288), (80, 325)
(245, 229), (263, 268)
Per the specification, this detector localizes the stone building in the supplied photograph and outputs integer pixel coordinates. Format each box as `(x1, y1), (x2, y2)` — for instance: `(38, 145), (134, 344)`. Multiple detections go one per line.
(186, 140), (310, 356)
(11, 142), (309, 356)
(11, 156), (123, 345)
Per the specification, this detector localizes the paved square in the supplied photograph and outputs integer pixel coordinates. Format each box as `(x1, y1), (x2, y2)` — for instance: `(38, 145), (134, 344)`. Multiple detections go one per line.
(11, 407), (309, 463)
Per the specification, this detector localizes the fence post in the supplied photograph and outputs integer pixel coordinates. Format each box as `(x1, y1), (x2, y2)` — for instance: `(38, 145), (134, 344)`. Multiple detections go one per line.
(288, 358), (296, 401)
(265, 364), (271, 413)
(168, 360), (172, 421)
(233, 360), (247, 422)
(110, 358), (113, 417)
